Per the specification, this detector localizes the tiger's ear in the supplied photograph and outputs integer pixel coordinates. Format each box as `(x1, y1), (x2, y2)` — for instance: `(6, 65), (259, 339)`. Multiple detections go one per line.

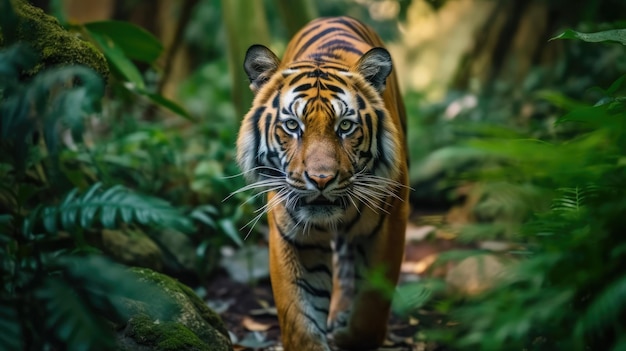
(355, 47), (392, 92)
(244, 45), (280, 93)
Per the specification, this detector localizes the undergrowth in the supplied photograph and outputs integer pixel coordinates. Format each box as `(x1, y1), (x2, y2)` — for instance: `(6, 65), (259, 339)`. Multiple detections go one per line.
(410, 27), (626, 351)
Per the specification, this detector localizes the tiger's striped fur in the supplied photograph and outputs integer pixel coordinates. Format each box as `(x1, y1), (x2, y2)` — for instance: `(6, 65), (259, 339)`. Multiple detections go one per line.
(236, 16), (408, 351)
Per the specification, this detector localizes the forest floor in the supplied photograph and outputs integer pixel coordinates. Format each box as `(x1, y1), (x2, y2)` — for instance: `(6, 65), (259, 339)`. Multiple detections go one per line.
(203, 208), (471, 351)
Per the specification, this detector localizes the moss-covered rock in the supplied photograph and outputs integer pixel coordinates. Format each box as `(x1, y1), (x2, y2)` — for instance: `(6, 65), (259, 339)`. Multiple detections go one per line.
(98, 229), (164, 272)
(0, 0), (109, 79)
(116, 268), (232, 351)
(119, 314), (212, 351)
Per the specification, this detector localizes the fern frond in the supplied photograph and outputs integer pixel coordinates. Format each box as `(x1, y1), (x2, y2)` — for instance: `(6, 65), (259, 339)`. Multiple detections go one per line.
(0, 302), (22, 351)
(59, 255), (177, 321)
(1, 43), (104, 178)
(392, 281), (442, 317)
(37, 277), (115, 351)
(575, 274), (626, 339)
(551, 185), (599, 216)
(27, 183), (194, 235)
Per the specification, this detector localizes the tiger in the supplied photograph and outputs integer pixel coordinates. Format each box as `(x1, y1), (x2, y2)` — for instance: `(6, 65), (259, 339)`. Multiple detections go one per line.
(236, 16), (408, 351)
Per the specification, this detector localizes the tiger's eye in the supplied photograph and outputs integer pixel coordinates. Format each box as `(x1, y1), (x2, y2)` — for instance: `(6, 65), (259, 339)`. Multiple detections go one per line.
(285, 119), (299, 132)
(339, 120), (353, 132)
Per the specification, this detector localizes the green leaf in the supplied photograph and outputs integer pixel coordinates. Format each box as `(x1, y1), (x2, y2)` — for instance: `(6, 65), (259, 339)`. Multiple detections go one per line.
(536, 90), (589, 111)
(557, 103), (623, 129)
(33, 183), (195, 235)
(190, 205), (218, 228)
(607, 74), (626, 95)
(576, 274), (626, 338)
(37, 277), (115, 351)
(551, 28), (626, 45)
(217, 218), (244, 247)
(88, 30), (145, 89)
(59, 256), (177, 320)
(84, 21), (163, 63)
(134, 88), (194, 120)
(0, 302), (22, 351)
(392, 281), (435, 316)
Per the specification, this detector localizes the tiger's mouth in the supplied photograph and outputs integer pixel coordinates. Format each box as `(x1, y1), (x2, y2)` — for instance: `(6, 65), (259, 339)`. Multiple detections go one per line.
(290, 195), (348, 224)
(298, 195), (345, 208)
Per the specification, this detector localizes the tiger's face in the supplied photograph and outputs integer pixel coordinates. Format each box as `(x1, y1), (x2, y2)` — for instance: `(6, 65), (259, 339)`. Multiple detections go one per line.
(237, 46), (403, 227)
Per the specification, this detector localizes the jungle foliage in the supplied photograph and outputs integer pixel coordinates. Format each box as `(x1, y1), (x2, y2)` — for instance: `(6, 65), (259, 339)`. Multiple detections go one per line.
(406, 29), (626, 351)
(0, 0), (248, 349)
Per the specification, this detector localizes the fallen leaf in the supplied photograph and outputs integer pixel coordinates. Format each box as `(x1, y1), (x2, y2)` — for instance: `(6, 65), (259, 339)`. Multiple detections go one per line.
(242, 315), (273, 332)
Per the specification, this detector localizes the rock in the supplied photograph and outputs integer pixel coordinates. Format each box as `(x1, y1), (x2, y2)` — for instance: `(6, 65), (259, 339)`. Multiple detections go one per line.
(151, 229), (197, 275)
(99, 229), (164, 272)
(445, 254), (506, 295)
(219, 245), (270, 284)
(116, 268), (232, 351)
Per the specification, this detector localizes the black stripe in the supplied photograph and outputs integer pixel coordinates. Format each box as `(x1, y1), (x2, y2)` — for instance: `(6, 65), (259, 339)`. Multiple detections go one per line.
(327, 72), (347, 85)
(310, 52), (342, 62)
(296, 279), (331, 299)
(323, 83), (344, 94)
(264, 112), (274, 165)
(329, 45), (363, 56)
(272, 93), (280, 108)
(294, 83), (313, 92)
(335, 235), (346, 251)
(289, 71), (308, 85)
(294, 23), (321, 47)
(375, 109), (391, 170)
(290, 64), (317, 70)
(278, 225), (333, 253)
(303, 263), (332, 276)
(321, 63), (350, 72)
(356, 94), (366, 110)
(312, 304), (330, 315)
(344, 203), (365, 233)
(359, 150), (373, 159)
(319, 35), (363, 49)
(364, 113), (374, 156)
(250, 106), (265, 167)
(295, 27), (345, 58)
(329, 17), (368, 41)
(302, 310), (326, 335)
(319, 37), (364, 55)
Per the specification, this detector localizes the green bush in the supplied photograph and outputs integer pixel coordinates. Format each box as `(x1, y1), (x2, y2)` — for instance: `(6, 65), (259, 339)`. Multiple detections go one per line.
(414, 28), (626, 351)
(0, 2), (248, 348)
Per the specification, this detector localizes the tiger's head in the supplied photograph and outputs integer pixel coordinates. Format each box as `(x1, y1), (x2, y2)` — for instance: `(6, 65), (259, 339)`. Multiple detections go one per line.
(236, 45), (403, 227)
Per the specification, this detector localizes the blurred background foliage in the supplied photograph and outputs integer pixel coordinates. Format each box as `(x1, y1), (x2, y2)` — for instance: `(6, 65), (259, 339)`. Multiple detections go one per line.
(1, 0), (626, 349)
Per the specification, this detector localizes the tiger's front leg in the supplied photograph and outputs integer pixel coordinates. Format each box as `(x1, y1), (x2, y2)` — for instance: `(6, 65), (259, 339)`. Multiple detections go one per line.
(268, 210), (334, 351)
(332, 197), (408, 350)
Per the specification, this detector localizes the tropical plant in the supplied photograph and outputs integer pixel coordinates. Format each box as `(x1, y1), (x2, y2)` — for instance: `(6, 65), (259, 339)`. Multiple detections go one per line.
(408, 27), (626, 351)
(0, 1), (213, 347)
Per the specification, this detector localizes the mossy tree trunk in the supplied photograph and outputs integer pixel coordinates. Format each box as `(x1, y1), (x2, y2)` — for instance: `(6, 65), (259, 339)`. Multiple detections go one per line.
(221, 0), (271, 119)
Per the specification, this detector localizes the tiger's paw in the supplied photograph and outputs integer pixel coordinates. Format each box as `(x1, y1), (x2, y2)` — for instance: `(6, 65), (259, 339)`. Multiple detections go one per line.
(327, 310), (349, 333)
(331, 325), (385, 351)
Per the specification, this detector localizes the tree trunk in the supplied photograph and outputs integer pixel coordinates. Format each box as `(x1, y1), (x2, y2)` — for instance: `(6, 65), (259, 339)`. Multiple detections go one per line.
(273, 0), (317, 37)
(222, 0), (271, 119)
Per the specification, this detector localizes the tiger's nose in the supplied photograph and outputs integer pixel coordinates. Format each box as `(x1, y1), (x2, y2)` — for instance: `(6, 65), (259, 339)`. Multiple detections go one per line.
(305, 171), (336, 190)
